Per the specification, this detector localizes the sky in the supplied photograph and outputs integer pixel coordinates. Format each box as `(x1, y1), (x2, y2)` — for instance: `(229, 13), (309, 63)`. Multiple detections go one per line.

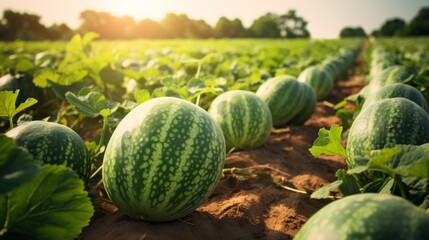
(0, 0), (427, 38)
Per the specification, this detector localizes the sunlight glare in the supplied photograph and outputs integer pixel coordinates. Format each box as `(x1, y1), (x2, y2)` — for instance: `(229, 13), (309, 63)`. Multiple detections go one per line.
(102, 0), (167, 21)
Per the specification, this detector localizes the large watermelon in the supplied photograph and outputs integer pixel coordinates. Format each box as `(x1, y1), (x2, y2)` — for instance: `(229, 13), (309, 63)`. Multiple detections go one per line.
(102, 97), (226, 222)
(298, 65), (334, 100)
(256, 75), (305, 127)
(294, 193), (429, 240)
(363, 83), (428, 112)
(289, 82), (317, 125)
(208, 90), (272, 150)
(5, 121), (91, 182)
(347, 98), (429, 167)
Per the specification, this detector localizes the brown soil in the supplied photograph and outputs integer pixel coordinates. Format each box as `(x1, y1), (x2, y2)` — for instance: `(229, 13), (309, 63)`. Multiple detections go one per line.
(79, 76), (365, 240)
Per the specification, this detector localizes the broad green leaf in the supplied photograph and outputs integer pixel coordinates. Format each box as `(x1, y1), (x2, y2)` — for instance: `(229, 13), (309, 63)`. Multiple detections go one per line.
(310, 180), (342, 199)
(13, 98), (38, 117)
(350, 145), (428, 178)
(0, 91), (17, 118)
(0, 135), (40, 193)
(309, 125), (347, 158)
(134, 89), (151, 104)
(0, 165), (94, 240)
(0, 90), (37, 125)
(65, 91), (119, 118)
(385, 144), (429, 178)
(121, 100), (137, 111)
(82, 32), (99, 48)
(15, 58), (34, 72)
(33, 68), (59, 88)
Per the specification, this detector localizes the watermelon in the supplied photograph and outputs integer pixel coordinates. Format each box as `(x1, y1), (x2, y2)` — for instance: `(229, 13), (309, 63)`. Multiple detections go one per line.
(208, 90), (272, 150)
(102, 97), (225, 222)
(294, 193), (429, 240)
(255, 75), (305, 127)
(347, 98), (429, 167)
(289, 82), (317, 125)
(363, 83), (428, 112)
(298, 65), (334, 100)
(5, 121), (90, 182)
(363, 65), (413, 98)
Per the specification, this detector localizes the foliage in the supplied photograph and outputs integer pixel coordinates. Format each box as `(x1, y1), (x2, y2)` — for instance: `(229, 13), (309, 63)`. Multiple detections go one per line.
(309, 125), (429, 208)
(0, 136), (93, 240)
(0, 90), (37, 128)
(339, 27), (367, 38)
(0, 10), (73, 41)
(0, 135), (40, 193)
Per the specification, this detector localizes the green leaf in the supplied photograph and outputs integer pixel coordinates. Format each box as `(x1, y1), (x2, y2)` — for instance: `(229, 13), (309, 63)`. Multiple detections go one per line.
(0, 135), (40, 193)
(336, 169), (360, 196)
(0, 91), (18, 118)
(379, 178), (395, 194)
(0, 90), (37, 127)
(65, 91), (119, 118)
(13, 98), (38, 117)
(134, 89), (151, 104)
(309, 125), (347, 158)
(0, 165), (94, 239)
(33, 68), (59, 88)
(121, 100), (137, 111)
(15, 58), (34, 72)
(310, 180), (342, 199)
(351, 145), (428, 178)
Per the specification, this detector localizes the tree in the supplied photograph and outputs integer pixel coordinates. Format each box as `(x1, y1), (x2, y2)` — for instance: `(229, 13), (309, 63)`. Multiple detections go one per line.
(214, 17), (246, 38)
(278, 10), (310, 38)
(0, 10), (49, 41)
(339, 26), (367, 38)
(79, 10), (137, 39)
(378, 18), (406, 36)
(46, 23), (73, 40)
(248, 13), (281, 38)
(160, 13), (192, 38)
(406, 7), (429, 36)
(189, 19), (213, 39)
(136, 19), (164, 38)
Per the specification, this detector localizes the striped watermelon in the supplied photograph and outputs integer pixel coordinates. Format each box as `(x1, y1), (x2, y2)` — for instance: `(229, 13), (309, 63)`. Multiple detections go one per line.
(256, 75), (306, 127)
(363, 83), (428, 112)
(208, 90), (272, 150)
(347, 98), (429, 167)
(298, 65), (334, 100)
(289, 82), (317, 125)
(5, 121), (91, 182)
(102, 97), (226, 222)
(295, 193), (429, 240)
(363, 65), (414, 98)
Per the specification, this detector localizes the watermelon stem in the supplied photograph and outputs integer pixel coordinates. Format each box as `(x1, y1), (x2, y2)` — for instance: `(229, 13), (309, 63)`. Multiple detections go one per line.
(9, 116), (13, 129)
(97, 116), (108, 151)
(90, 164), (103, 179)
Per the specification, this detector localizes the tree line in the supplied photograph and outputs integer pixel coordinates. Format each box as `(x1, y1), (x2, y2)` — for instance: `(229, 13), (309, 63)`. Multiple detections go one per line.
(0, 9), (310, 41)
(339, 6), (429, 38)
(1, 6), (427, 41)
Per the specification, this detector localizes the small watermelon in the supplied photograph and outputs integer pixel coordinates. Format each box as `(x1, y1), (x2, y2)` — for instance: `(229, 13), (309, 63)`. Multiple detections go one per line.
(5, 121), (90, 182)
(208, 90), (272, 150)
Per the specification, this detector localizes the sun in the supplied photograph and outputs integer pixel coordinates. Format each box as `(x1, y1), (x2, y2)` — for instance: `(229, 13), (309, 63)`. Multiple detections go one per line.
(102, 0), (168, 21)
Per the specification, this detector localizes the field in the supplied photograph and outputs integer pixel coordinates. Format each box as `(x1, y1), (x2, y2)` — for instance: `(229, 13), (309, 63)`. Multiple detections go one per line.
(1, 36), (429, 239)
